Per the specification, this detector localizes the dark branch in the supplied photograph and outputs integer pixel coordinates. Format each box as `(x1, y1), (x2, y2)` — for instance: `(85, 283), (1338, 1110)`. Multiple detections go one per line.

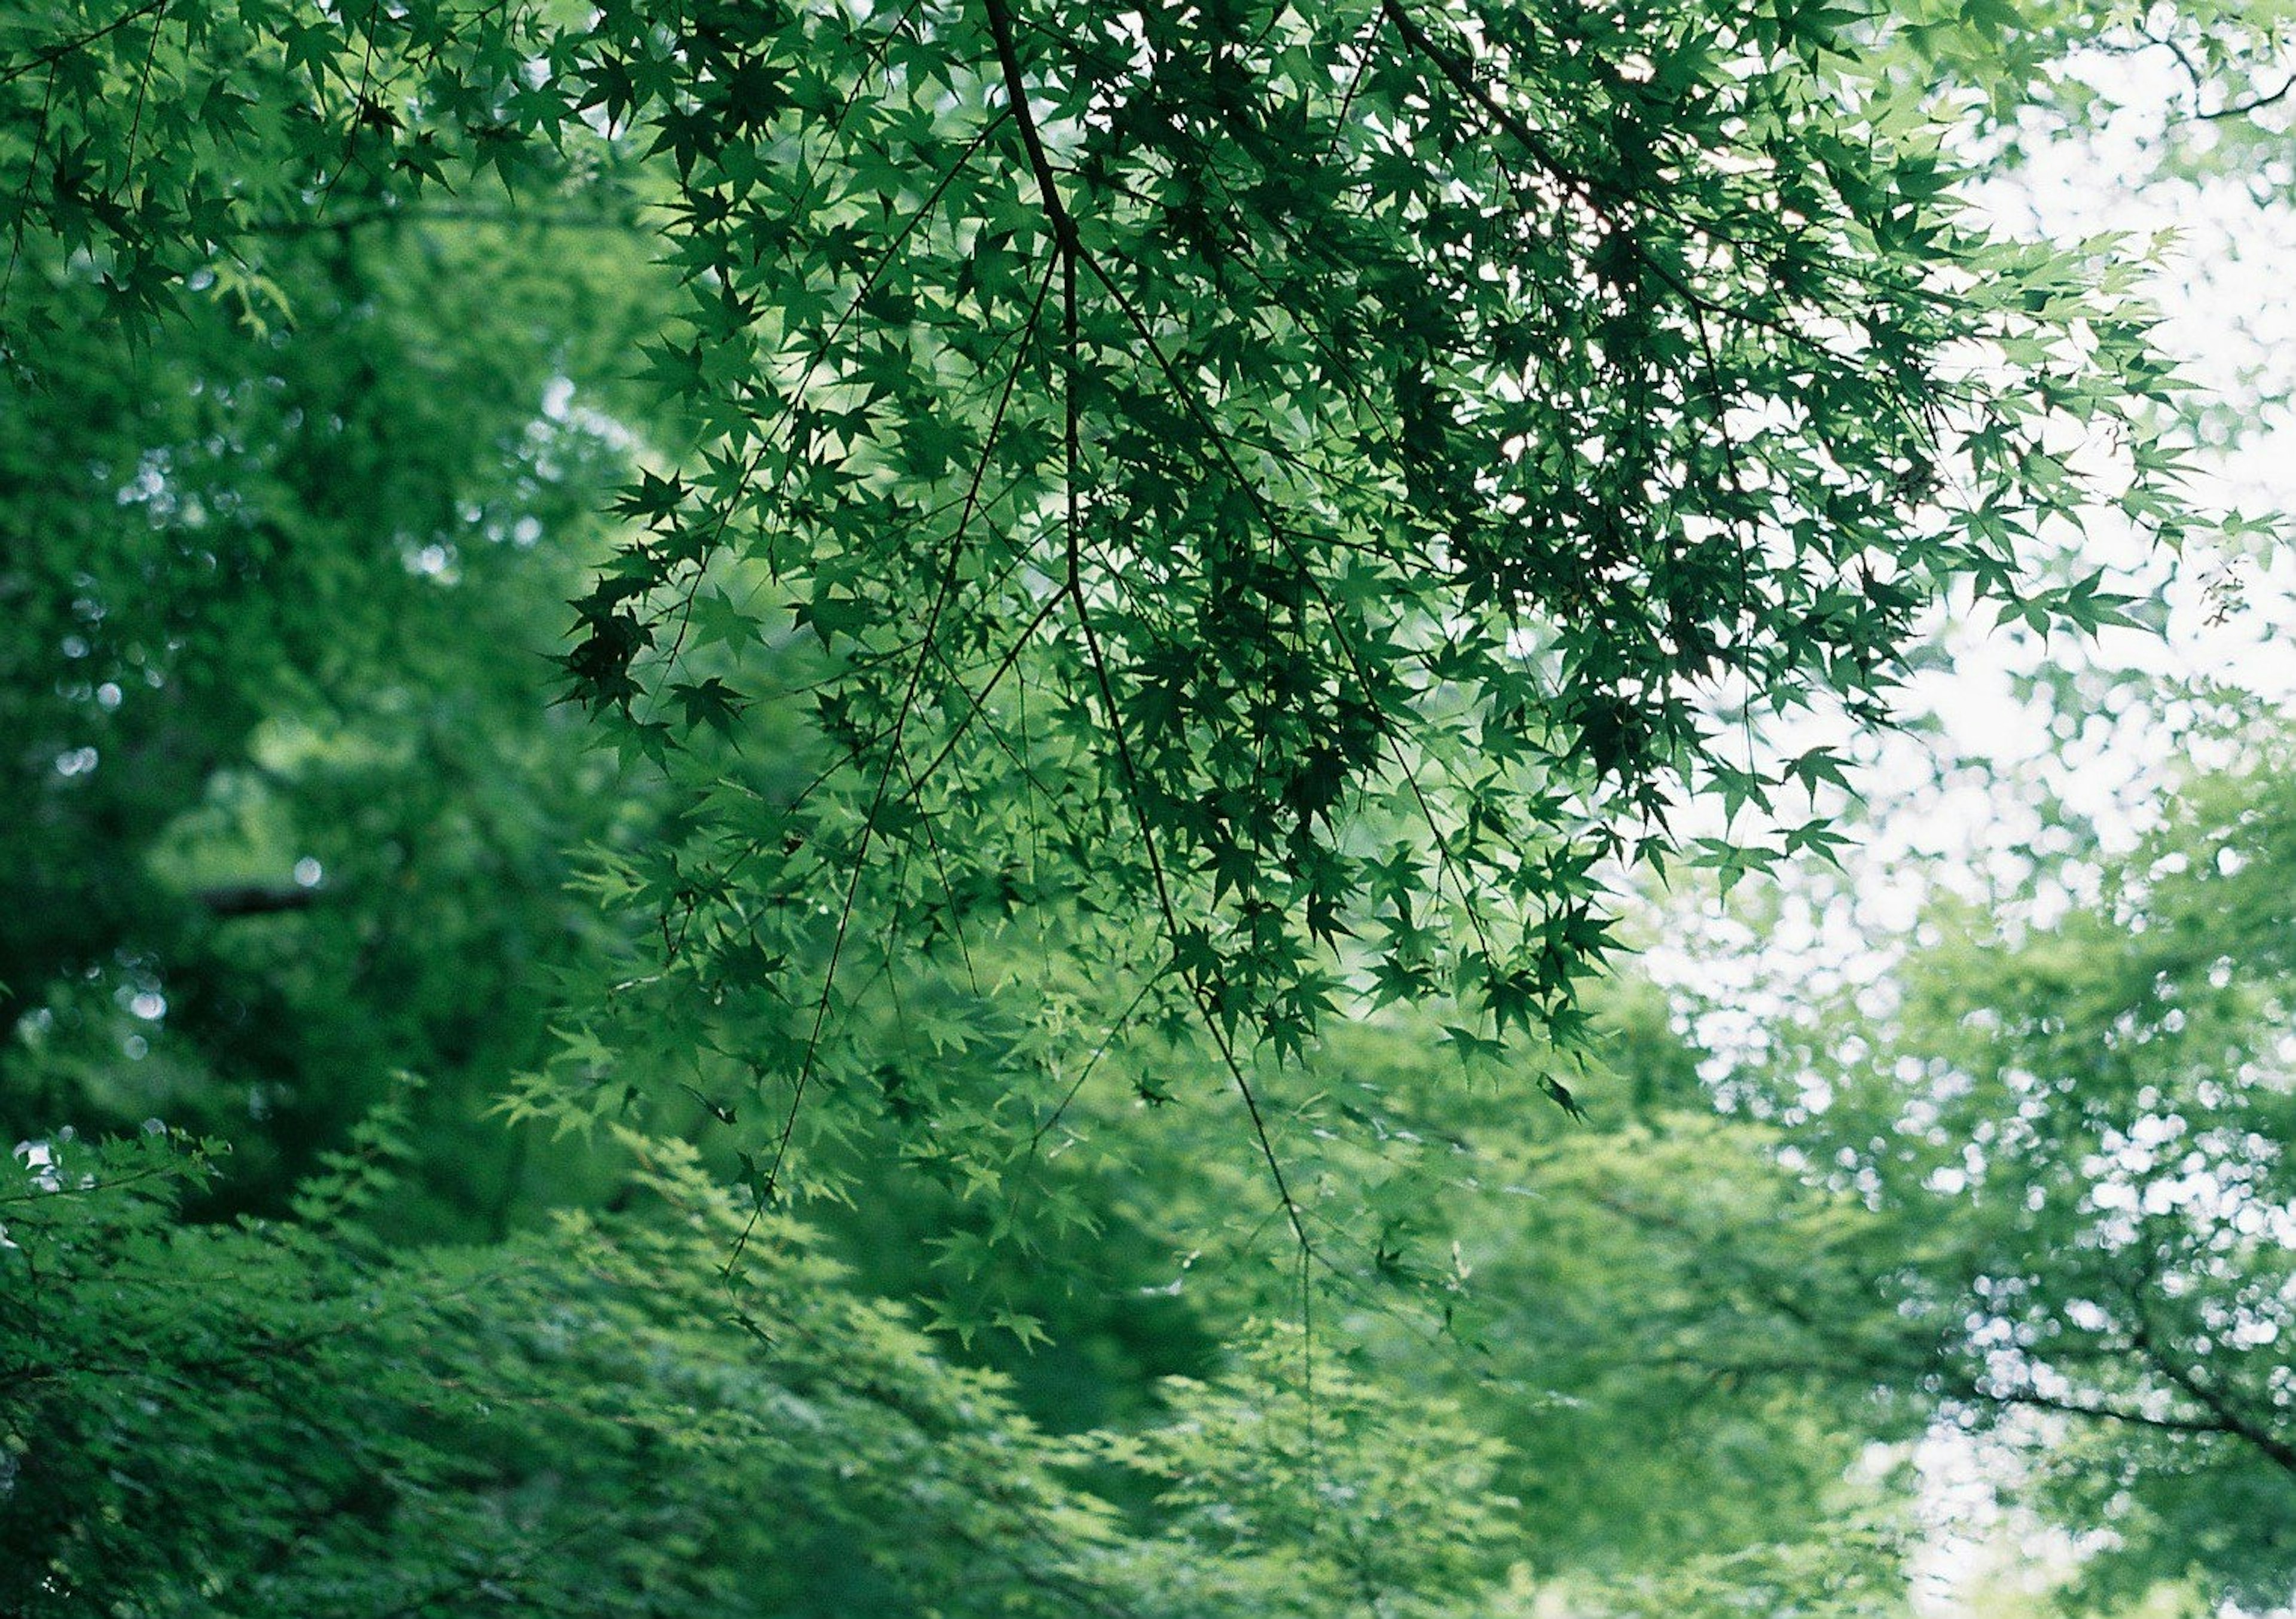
(2199, 74), (2296, 122)
(246, 203), (644, 237)
(199, 882), (322, 919)
(2127, 1307), (2296, 1475)
(0, 0), (169, 89)
(979, 0), (1078, 253)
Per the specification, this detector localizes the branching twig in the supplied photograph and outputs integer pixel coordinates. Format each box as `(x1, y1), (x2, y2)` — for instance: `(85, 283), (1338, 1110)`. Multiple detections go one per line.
(0, 0), (169, 89)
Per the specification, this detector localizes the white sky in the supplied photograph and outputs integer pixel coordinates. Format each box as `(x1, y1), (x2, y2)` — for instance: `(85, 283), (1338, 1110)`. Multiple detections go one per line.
(1906, 55), (2296, 1610)
(1638, 38), (2296, 1618)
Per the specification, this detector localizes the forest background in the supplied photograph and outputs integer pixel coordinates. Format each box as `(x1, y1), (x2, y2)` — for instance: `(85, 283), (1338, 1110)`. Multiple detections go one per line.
(4, 1), (2296, 1614)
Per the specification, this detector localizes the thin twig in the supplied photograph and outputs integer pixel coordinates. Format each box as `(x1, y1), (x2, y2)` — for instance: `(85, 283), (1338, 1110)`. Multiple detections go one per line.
(0, 0), (168, 89)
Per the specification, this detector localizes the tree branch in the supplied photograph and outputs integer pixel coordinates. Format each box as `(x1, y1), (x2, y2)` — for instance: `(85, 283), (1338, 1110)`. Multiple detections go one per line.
(979, 0), (1077, 253)
(198, 881), (322, 919)
(0, 0), (169, 89)
(2126, 1306), (2296, 1475)
(2199, 74), (2296, 123)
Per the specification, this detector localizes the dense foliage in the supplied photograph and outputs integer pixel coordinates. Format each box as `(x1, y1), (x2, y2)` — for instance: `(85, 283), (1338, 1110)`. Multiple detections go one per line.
(4, 0), (2290, 1613)
(1695, 710), (2296, 1612)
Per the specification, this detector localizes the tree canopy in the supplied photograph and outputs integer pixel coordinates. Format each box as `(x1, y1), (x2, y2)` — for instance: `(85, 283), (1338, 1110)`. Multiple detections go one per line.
(5, 1), (2288, 1614)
